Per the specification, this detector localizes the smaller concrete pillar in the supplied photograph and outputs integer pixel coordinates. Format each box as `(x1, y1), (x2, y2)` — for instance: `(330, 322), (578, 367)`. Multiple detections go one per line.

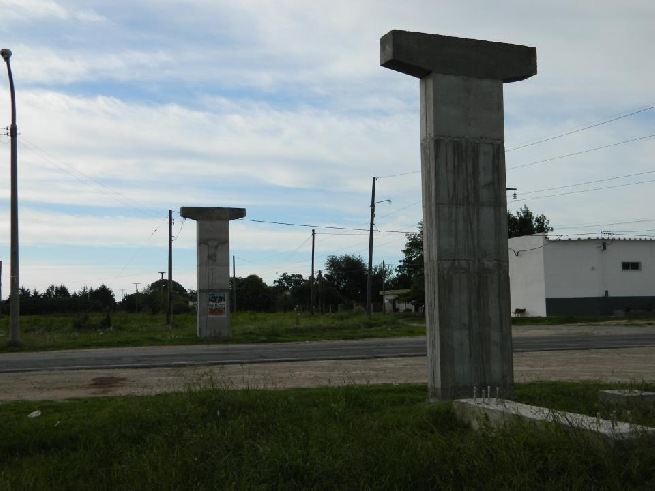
(180, 207), (246, 338)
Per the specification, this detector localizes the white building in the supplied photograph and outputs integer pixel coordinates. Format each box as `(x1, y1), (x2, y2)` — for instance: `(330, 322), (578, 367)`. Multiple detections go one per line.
(508, 235), (655, 316)
(380, 289), (416, 313)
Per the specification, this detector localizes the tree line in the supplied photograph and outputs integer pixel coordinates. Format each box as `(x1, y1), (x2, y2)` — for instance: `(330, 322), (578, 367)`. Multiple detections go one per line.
(1, 205), (551, 315)
(0, 255), (390, 315)
(0, 281), (195, 316)
(392, 205), (553, 307)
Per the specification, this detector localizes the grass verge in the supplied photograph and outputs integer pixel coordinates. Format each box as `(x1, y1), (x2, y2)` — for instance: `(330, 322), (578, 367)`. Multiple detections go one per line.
(2, 311), (653, 353)
(0, 312), (426, 352)
(1, 381), (654, 489)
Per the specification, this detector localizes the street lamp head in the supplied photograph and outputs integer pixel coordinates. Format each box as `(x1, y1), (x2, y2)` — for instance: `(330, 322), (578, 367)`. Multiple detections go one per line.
(0, 49), (12, 61)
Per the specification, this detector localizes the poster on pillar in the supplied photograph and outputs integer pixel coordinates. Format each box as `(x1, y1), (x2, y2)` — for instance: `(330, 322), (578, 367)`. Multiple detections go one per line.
(208, 292), (227, 317)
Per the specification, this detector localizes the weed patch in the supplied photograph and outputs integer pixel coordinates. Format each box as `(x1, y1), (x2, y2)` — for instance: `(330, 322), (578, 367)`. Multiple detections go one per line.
(0, 312), (426, 352)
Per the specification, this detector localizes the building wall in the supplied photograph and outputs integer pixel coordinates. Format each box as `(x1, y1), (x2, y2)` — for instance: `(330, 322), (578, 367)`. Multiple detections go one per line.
(508, 235), (547, 317)
(381, 290), (415, 313)
(545, 239), (655, 297)
(509, 237), (655, 316)
(544, 240), (606, 298)
(544, 239), (655, 316)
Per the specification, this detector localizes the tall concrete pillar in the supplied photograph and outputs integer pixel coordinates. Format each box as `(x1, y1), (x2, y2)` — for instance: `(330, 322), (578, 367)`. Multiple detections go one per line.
(180, 207), (246, 338)
(380, 31), (537, 400)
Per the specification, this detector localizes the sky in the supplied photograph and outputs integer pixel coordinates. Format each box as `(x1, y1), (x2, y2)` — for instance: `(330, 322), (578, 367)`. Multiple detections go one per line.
(0, 0), (653, 299)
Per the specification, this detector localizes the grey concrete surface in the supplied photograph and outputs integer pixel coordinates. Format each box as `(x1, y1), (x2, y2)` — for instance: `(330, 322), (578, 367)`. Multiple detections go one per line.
(4, 325), (655, 373)
(381, 31), (537, 400)
(180, 206), (245, 338)
(2, 347), (655, 402)
(380, 30), (537, 82)
(453, 398), (655, 442)
(600, 389), (655, 407)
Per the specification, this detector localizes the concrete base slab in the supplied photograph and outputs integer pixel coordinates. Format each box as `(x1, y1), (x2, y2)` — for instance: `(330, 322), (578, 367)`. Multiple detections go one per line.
(600, 389), (655, 407)
(453, 398), (655, 442)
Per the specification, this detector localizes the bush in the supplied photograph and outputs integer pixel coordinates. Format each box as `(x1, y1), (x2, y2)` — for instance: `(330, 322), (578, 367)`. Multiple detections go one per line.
(98, 311), (112, 330)
(72, 313), (92, 331)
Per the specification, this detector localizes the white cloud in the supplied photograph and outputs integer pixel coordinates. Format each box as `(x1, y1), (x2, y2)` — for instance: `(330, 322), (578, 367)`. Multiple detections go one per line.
(0, 0), (654, 295)
(0, 0), (105, 23)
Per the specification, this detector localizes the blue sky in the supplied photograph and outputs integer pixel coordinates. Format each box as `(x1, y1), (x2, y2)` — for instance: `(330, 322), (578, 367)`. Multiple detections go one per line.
(0, 0), (653, 298)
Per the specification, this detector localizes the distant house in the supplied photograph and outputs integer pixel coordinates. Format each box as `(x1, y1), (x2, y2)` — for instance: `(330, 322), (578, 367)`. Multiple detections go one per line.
(509, 235), (655, 316)
(379, 289), (415, 313)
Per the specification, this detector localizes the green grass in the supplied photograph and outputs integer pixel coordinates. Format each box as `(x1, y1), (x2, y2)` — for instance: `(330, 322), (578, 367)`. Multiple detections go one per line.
(1, 381), (654, 489)
(0, 312), (426, 352)
(2, 311), (654, 353)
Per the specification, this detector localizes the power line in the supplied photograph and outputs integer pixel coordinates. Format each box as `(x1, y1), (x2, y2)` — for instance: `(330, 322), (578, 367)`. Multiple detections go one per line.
(509, 133), (655, 170)
(376, 170), (420, 179)
(241, 218), (412, 234)
(376, 200), (421, 221)
(20, 138), (163, 218)
(515, 169), (655, 197)
(368, 106), (654, 176)
(506, 104), (654, 152)
(112, 216), (168, 280)
(512, 176), (655, 203)
(172, 216), (186, 241)
(555, 217), (655, 231)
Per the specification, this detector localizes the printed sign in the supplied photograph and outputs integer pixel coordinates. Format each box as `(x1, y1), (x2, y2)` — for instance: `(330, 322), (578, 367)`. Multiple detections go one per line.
(208, 292), (227, 316)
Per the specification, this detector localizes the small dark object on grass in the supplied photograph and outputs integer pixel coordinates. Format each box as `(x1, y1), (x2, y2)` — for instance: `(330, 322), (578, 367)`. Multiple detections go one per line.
(72, 313), (92, 331)
(98, 311), (112, 330)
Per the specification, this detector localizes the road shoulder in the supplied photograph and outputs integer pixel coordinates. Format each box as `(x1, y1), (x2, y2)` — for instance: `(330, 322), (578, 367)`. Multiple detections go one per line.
(2, 347), (655, 402)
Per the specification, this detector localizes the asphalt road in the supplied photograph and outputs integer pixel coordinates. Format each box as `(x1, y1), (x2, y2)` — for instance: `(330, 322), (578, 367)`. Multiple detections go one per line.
(1, 324), (654, 373)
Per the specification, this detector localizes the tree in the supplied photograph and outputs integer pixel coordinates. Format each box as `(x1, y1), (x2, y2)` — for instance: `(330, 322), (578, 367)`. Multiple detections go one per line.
(274, 273), (305, 292)
(89, 284), (115, 310)
(323, 254), (368, 305)
(507, 205), (553, 238)
(322, 254), (386, 307)
(132, 279), (191, 314)
(394, 222), (423, 290)
(44, 284), (70, 298)
(315, 270), (343, 313)
(233, 275), (276, 312)
(398, 206), (553, 308)
(273, 272), (311, 311)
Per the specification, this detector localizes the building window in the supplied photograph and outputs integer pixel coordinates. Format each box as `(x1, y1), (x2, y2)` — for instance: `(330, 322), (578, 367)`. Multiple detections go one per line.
(622, 261), (641, 271)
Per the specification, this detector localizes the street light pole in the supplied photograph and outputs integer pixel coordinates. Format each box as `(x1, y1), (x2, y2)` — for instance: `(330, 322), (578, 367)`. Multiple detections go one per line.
(2, 49), (19, 347)
(366, 177), (376, 317)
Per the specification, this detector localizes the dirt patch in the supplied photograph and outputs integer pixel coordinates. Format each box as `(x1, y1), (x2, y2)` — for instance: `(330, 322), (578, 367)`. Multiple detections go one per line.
(1, 347), (655, 402)
(89, 376), (127, 395)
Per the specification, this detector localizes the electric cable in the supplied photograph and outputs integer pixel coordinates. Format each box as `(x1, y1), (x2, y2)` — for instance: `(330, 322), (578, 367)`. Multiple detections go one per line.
(509, 133), (655, 170)
(506, 105), (654, 152)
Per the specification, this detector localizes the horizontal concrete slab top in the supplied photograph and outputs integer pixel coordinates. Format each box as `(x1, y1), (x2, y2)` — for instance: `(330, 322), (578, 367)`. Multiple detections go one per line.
(180, 207), (246, 221)
(453, 398), (655, 440)
(380, 30), (536, 82)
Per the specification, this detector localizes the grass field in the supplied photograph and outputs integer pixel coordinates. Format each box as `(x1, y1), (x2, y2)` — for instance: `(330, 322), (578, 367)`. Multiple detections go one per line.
(1, 381), (654, 489)
(1, 311), (653, 353)
(0, 311), (426, 352)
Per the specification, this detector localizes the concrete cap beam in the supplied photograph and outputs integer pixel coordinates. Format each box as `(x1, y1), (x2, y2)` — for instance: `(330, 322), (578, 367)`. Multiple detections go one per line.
(380, 30), (536, 82)
(180, 207), (246, 221)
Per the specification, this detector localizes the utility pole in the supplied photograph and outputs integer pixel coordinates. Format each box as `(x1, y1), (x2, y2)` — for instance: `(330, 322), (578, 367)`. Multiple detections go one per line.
(119, 289), (125, 301)
(133, 282), (140, 313)
(232, 255), (236, 314)
(310, 229), (315, 315)
(158, 272), (165, 312)
(167, 210), (173, 325)
(367, 177), (376, 317)
(2, 49), (19, 346)
(317, 269), (323, 314)
(382, 260), (386, 314)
